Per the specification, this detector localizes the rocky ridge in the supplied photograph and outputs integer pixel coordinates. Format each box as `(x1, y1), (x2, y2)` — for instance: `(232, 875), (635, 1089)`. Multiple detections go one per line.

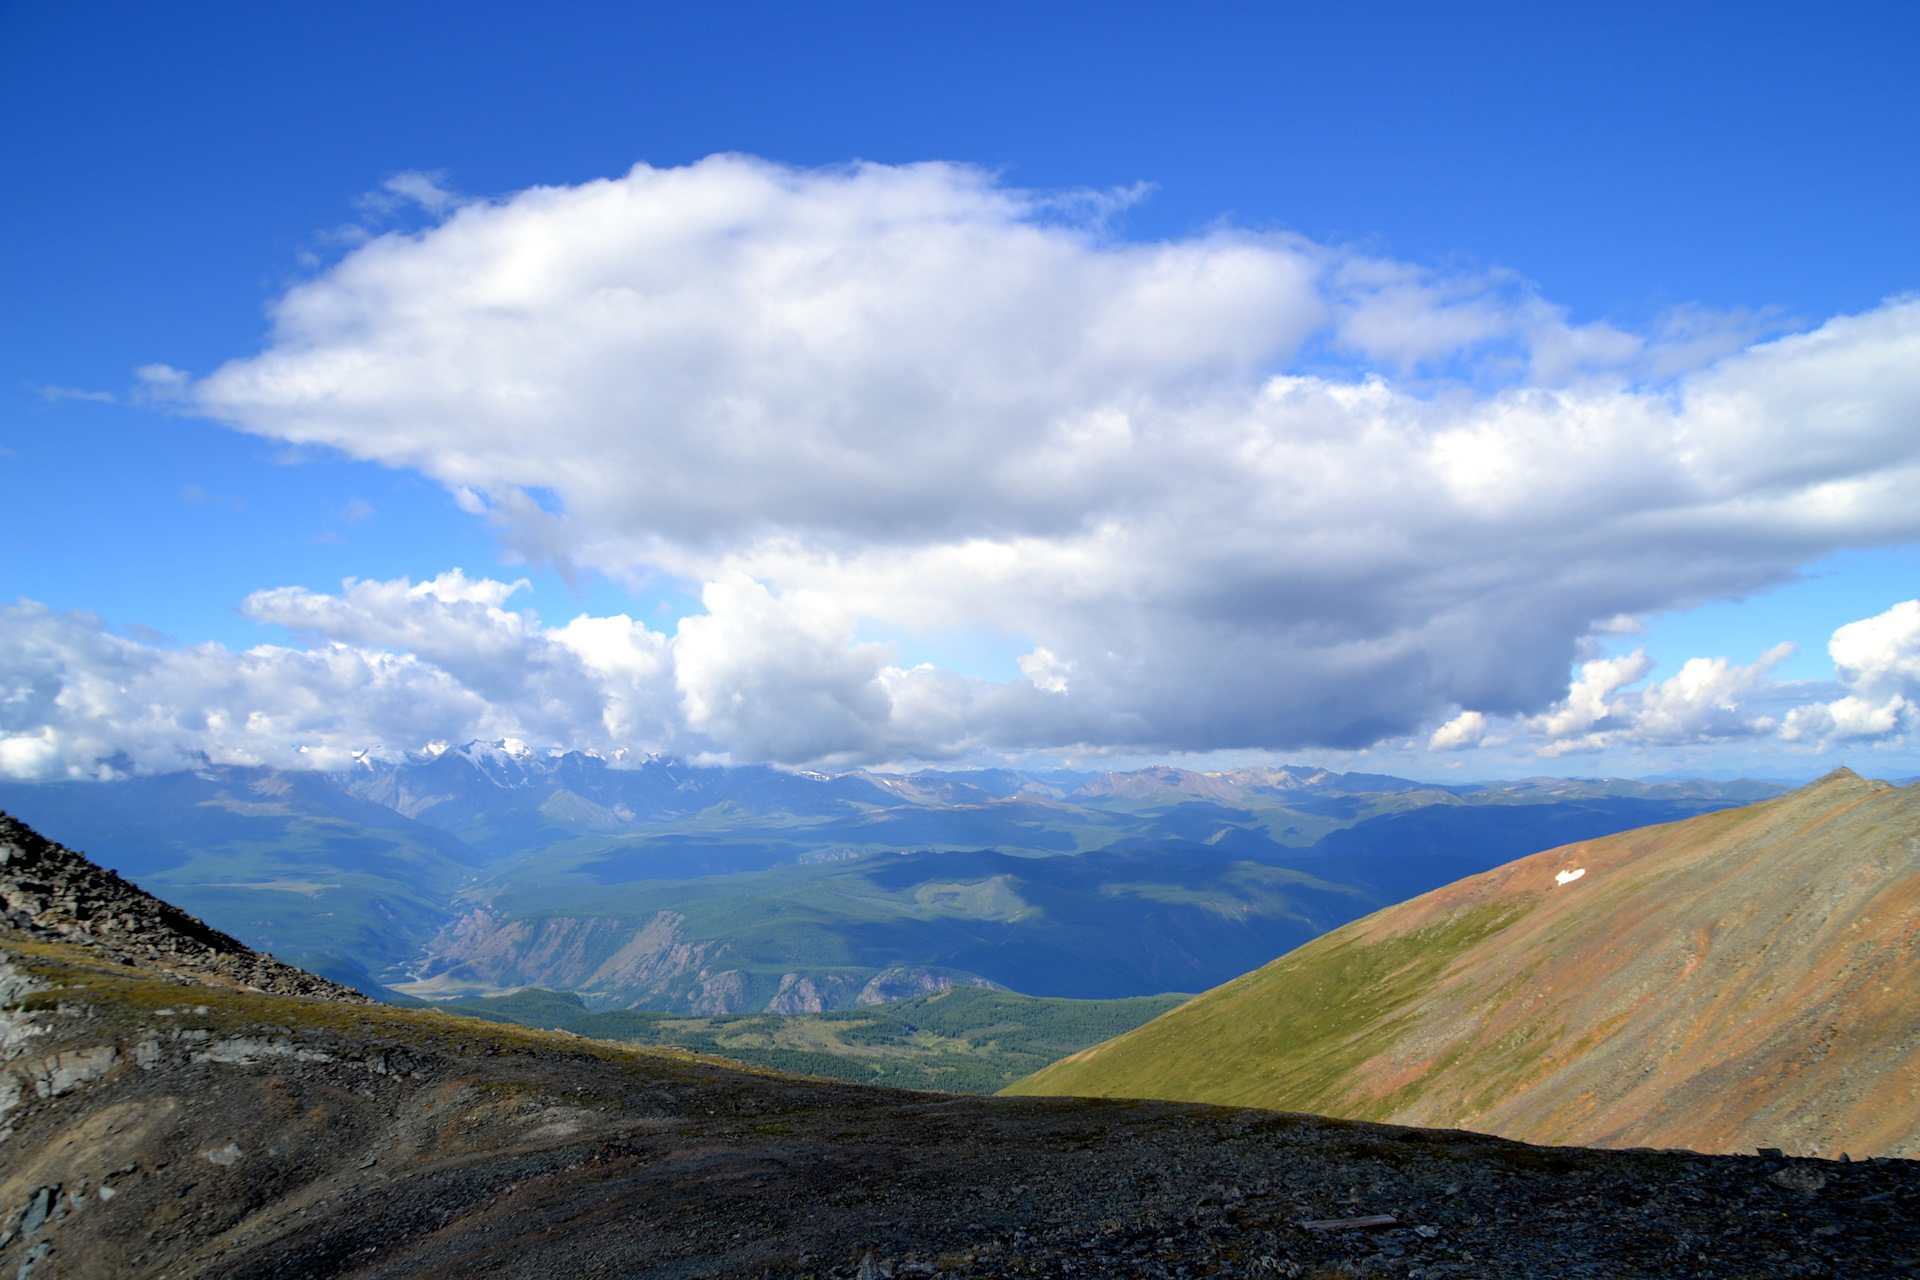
(0, 812), (365, 1003)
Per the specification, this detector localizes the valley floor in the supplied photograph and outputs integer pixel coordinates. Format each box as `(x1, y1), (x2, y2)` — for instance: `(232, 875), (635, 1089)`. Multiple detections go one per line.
(432, 986), (1192, 1094)
(2, 932), (1912, 1279)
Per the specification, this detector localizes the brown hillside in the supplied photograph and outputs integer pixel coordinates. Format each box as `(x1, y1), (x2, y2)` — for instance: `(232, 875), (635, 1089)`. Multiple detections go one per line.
(1010, 769), (1920, 1158)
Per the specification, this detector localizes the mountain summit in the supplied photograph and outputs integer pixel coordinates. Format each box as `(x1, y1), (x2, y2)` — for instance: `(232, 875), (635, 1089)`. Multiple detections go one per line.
(1010, 768), (1920, 1158)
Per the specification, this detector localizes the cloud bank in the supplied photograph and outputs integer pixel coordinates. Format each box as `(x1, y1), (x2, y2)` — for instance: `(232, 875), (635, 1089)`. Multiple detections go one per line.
(9, 155), (1920, 775)
(4, 576), (1916, 780)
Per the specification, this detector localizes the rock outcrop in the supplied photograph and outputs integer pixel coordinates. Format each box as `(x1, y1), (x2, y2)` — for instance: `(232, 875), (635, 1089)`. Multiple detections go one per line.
(854, 965), (1000, 1006)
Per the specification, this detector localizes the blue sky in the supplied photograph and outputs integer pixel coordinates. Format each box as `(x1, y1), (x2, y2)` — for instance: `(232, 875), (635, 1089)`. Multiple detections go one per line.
(3, 2), (1918, 782)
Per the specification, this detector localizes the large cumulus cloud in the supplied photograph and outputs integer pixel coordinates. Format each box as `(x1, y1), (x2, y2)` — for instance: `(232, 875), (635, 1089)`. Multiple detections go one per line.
(36, 155), (1920, 769)
(1781, 601), (1920, 746)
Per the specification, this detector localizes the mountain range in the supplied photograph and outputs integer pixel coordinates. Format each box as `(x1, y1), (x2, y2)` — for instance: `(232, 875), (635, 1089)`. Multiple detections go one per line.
(0, 744), (1789, 1012)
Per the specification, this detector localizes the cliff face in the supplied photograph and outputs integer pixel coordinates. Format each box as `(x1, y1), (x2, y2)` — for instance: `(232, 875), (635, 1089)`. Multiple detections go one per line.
(400, 909), (999, 1014)
(0, 813), (365, 1004)
(1012, 770), (1920, 1159)
(399, 908), (721, 1001)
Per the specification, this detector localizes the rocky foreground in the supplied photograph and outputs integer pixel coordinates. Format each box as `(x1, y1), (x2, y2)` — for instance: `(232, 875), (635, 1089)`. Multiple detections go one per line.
(1, 813), (1918, 1278)
(3, 932), (1918, 1279)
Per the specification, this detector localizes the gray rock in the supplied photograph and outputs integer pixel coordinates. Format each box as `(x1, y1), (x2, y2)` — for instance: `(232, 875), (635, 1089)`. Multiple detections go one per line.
(19, 1187), (52, 1235)
(16, 1241), (51, 1280)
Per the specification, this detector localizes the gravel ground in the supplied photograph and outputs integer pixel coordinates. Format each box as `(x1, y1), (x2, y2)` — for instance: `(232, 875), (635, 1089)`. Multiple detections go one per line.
(4, 933), (1917, 1280)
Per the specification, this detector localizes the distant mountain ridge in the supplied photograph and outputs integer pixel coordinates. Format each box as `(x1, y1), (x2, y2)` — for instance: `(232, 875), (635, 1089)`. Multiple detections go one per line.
(0, 746), (1792, 1012)
(333, 742), (1788, 823)
(1010, 768), (1920, 1158)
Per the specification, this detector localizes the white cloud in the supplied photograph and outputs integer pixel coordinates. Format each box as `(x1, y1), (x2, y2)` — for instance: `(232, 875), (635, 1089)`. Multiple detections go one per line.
(0, 571), (1061, 777)
(133, 363), (190, 401)
(1430, 599), (1920, 761)
(1781, 600), (1920, 745)
(1526, 651), (1655, 741)
(242, 570), (683, 757)
(671, 575), (896, 763)
(1783, 693), (1912, 745)
(1831, 600), (1920, 697)
(356, 170), (461, 218)
(50, 155), (1920, 766)
(1428, 710), (1488, 751)
(0, 597), (504, 779)
(5, 573), (1919, 778)
(29, 384), (116, 404)
(1016, 647), (1073, 695)
(0, 578), (687, 779)
(1509, 644), (1793, 757)
(1612, 644), (1794, 744)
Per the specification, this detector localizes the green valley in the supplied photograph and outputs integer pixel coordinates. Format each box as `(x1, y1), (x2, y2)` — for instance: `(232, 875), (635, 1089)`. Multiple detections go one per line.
(430, 983), (1191, 1093)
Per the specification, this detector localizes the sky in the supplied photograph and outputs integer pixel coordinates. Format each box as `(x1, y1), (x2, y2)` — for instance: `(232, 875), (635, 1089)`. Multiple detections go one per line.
(2, 1), (1918, 783)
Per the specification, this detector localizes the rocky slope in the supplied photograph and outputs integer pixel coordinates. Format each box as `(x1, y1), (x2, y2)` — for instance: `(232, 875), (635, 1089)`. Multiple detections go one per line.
(1011, 770), (1920, 1159)
(0, 813), (364, 1003)
(3, 810), (1916, 1278)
